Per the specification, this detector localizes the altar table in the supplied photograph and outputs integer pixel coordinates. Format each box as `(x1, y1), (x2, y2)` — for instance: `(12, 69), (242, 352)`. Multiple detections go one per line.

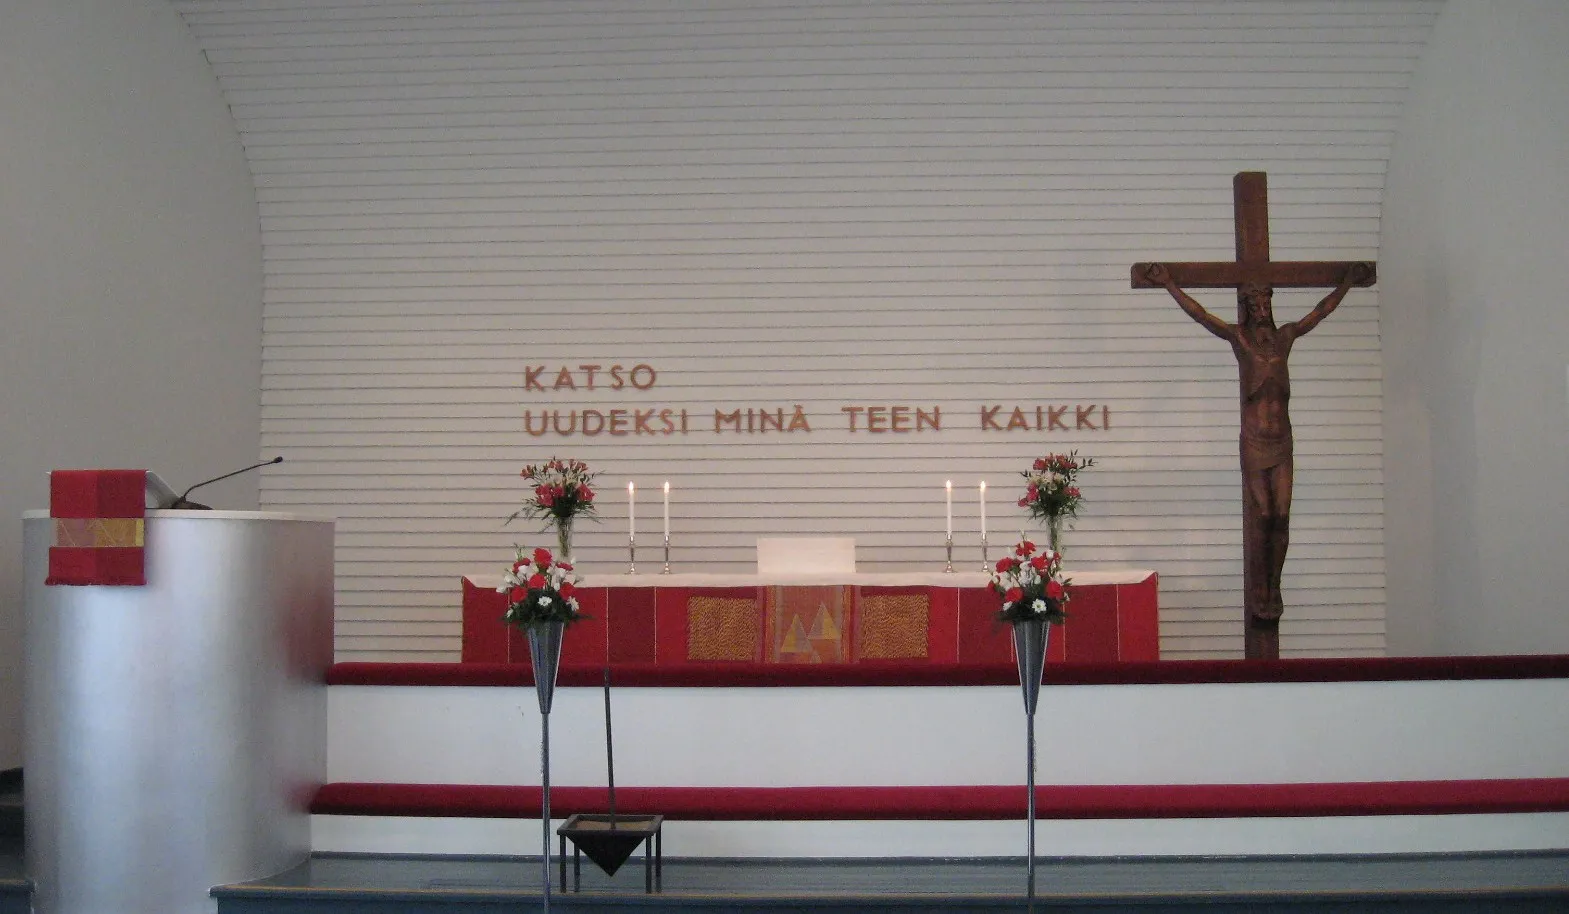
(461, 570), (1158, 671)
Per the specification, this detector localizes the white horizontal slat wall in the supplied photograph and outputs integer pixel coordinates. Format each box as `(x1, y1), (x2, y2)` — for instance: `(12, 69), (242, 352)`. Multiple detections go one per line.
(172, 0), (1443, 661)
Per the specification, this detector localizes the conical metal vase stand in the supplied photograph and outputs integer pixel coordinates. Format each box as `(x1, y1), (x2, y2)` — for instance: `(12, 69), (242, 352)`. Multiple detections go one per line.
(527, 621), (565, 913)
(1012, 618), (1051, 907)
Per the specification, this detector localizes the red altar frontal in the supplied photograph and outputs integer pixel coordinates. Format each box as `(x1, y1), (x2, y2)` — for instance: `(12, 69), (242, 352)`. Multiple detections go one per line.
(461, 571), (1158, 671)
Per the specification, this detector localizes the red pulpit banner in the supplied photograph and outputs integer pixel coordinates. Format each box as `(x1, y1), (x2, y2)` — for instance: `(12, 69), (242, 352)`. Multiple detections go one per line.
(46, 469), (148, 586)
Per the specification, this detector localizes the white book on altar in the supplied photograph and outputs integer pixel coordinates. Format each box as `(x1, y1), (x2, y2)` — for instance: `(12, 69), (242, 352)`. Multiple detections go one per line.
(756, 537), (856, 576)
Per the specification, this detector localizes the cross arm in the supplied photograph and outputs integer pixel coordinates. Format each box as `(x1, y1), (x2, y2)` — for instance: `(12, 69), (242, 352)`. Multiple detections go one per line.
(1131, 261), (1377, 290)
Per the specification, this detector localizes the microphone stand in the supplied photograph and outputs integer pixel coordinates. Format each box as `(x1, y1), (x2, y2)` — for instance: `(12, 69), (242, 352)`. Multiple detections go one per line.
(169, 456), (284, 509)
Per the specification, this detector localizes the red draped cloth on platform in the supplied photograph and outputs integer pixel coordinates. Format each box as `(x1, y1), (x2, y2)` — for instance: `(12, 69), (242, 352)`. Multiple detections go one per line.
(461, 575), (1161, 672)
(46, 469), (148, 586)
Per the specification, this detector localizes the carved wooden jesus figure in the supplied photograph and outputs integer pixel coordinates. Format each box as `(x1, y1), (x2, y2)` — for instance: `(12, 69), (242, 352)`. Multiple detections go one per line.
(1132, 172), (1376, 659)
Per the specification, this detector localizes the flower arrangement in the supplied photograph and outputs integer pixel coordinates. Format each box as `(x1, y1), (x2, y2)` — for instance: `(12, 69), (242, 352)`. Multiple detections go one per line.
(988, 538), (1070, 624)
(498, 546), (585, 627)
(509, 458), (599, 525)
(1018, 451), (1094, 523)
(509, 458), (598, 558)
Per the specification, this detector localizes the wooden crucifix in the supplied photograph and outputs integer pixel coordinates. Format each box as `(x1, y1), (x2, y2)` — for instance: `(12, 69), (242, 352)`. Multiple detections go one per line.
(1131, 171), (1376, 660)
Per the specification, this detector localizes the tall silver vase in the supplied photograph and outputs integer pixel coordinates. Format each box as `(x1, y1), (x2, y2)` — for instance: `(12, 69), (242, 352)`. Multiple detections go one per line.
(527, 621), (566, 909)
(1012, 618), (1051, 903)
(1013, 617), (1050, 716)
(528, 621), (565, 714)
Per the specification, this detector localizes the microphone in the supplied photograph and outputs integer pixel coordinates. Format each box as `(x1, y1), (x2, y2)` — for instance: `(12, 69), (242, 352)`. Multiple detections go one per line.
(170, 456), (284, 510)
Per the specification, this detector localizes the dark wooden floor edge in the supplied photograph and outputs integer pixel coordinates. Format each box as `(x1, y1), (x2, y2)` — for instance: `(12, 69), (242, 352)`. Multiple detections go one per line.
(208, 850), (1569, 901)
(287, 848), (1569, 867)
(207, 884), (1569, 904)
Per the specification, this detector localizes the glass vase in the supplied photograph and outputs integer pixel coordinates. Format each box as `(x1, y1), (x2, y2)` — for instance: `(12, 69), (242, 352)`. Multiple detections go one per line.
(1044, 513), (1065, 556)
(552, 514), (574, 564)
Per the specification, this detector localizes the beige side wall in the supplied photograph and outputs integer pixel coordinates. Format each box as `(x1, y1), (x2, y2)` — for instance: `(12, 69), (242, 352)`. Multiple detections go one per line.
(1382, 0), (1569, 654)
(0, 0), (262, 769)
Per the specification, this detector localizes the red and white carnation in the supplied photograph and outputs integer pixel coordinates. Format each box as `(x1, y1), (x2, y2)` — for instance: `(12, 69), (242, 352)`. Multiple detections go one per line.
(1017, 451), (1093, 523)
(987, 538), (1070, 624)
(509, 457), (599, 526)
(498, 545), (585, 626)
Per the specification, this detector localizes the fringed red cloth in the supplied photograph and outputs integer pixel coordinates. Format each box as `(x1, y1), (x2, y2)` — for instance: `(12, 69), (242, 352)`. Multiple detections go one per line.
(46, 469), (148, 586)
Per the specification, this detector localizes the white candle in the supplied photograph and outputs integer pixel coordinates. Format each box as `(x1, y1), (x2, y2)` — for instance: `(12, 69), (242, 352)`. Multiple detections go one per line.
(628, 481), (635, 540)
(979, 480), (987, 539)
(945, 480), (952, 538)
(662, 480), (670, 540)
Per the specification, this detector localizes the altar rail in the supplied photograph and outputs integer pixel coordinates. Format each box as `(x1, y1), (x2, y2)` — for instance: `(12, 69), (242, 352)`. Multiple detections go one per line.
(312, 779), (1569, 821)
(328, 653), (1569, 689)
(460, 570), (1160, 677)
(317, 654), (1569, 857)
